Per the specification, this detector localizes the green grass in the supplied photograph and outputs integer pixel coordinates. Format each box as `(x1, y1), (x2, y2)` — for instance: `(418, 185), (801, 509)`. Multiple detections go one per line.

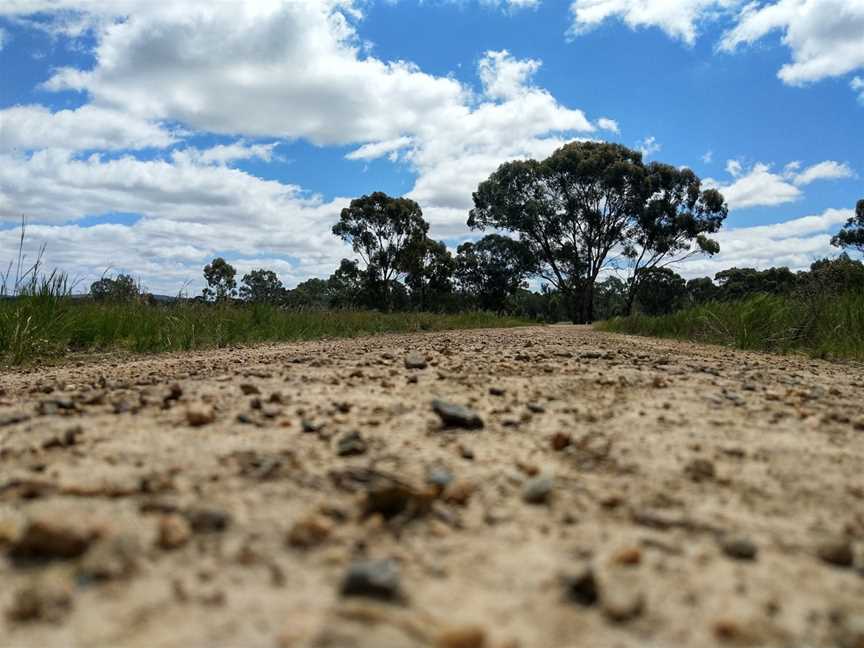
(0, 294), (530, 366)
(596, 291), (864, 361)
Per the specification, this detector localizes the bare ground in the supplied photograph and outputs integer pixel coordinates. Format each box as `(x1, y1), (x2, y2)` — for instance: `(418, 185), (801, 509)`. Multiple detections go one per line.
(1, 326), (863, 648)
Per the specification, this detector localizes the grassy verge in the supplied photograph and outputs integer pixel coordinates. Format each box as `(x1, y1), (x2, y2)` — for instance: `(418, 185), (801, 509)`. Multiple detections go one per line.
(596, 291), (864, 361)
(0, 295), (530, 366)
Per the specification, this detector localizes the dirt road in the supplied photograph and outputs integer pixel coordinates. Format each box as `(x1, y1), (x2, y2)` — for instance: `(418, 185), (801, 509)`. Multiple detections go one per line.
(1, 326), (863, 648)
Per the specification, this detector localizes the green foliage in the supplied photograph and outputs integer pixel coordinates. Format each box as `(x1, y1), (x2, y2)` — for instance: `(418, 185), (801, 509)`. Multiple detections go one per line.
(202, 257), (237, 302)
(0, 297), (529, 366)
(401, 237), (456, 311)
(90, 273), (141, 303)
(239, 268), (285, 304)
(455, 234), (532, 312)
(633, 267), (687, 316)
(831, 199), (864, 253)
(598, 290), (864, 360)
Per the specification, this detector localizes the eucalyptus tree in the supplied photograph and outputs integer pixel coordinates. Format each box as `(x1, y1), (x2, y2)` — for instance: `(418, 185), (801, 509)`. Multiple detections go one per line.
(831, 199), (864, 253)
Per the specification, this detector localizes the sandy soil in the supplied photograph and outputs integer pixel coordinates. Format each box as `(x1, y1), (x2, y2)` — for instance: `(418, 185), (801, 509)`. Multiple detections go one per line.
(1, 325), (863, 648)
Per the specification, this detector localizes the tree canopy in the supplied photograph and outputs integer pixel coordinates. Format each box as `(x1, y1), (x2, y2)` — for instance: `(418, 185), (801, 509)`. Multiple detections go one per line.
(202, 257), (237, 302)
(239, 269), (284, 304)
(831, 199), (864, 253)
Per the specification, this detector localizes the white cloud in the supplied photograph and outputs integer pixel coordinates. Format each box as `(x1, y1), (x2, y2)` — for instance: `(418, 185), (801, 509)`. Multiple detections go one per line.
(851, 76), (864, 103)
(720, 0), (864, 86)
(702, 150), (713, 164)
(637, 135), (661, 157)
(705, 158), (855, 209)
(791, 160), (855, 186)
(677, 207), (855, 278)
(173, 142), (280, 166)
(0, 104), (177, 152)
(478, 49), (542, 100)
(345, 136), (413, 161)
(569, 0), (743, 45)
(597, 117), (620, 133)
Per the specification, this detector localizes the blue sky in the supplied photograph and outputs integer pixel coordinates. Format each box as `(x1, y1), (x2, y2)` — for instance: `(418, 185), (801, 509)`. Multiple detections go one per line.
(0, 0), (861, 294)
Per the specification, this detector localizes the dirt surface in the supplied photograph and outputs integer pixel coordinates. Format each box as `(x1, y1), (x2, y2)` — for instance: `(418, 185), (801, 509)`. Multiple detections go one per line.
(1, 325), (863, 648)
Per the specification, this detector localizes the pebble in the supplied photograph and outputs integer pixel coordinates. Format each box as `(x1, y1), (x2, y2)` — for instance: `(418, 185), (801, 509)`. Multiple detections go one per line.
(551, 432), (571, 451)
(336, 431), (368, 456)
(435, 625), (487, 648)
(78, 534), (139, 582)
(432, 400), (484, 430)
(340, 559), (403, 603)
(565, 566), (598, 606)
(10, 517), (100, 560)
(426, 465), (454, 490)
(157, 514), (192, 550)
(817, 539), (854, 568)
(489, 387), (506, 396)
(287, 515), (332, 549)
(6, 574), (73, 623)
(404, 353), (428, 370)
(602, 585), (645, 623)
(186, 403), (215, 427)
(185, 508), (231, 533)
(522, 476), (554, 504)
(720, 536), (758, 561)
(240, 383), (261, 395)
(684, 458), (716, 482)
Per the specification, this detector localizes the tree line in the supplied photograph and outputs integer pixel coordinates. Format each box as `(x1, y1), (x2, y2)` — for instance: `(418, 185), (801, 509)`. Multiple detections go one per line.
(89, 142), (864, 322)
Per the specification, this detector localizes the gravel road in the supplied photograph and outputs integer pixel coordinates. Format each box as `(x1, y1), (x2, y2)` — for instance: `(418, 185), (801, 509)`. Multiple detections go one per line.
(1, 326), (863, 648)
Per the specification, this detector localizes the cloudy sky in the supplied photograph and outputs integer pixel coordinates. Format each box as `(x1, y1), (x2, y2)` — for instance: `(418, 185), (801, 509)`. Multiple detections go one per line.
(0, 0), (861, 294)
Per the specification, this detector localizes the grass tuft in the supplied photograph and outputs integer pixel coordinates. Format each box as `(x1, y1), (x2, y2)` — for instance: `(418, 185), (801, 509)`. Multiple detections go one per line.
(596, 291), (864, 361)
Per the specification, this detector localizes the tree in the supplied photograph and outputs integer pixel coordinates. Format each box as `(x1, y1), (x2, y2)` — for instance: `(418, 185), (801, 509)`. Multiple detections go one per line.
(592, 276), (627, 320)
(622, 163), (727, 314)
(455, 234), (533, 312)
(401, 237), (455, 311)
(831, 199), (864, 253)
(285, 278), (331, 309)
(685, 277), (719, 305)
(332, 192), (429, 310)
(239, 269), (284, 304)
(633, 267), (686, 315)
(90, 273), (140, 302)
(202, 257), (237, 302)
(327, 259), (367, 309)
(714, 267), (797, 300)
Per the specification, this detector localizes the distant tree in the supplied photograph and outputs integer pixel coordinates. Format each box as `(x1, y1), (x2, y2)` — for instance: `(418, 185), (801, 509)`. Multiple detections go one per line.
(90, 273), (140, 303)
(715, 267), (797, 300)
(455, 234), (533, 312)
(634, 267), (686, 315)
(285, 278), (331, 309)
(202, 257), (237, 302)
(401, 237), (455, 311)
(802, 254), (864, 295)
(592, 276), (628, 320)
(332, 192), (429, 310)
(685, 277), (719, 305)
(623, 163), (727, 314)
(327, 259), (367, 309)
(239, 269), (284, 304)
(470, 142), (646, 323)
(831, 199), (864, 253)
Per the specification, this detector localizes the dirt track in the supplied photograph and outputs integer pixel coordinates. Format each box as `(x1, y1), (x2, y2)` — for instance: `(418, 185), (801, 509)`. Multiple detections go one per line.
(1, 325), (863, 648)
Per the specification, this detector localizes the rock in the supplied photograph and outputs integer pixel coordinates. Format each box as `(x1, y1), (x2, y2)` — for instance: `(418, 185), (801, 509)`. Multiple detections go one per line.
(720, 536), (758, 561)
(362, 474), (433, 521)
(817, 539), (854, 568)
(426, 465), (454, 491)
(240, 383), (261, 395)
(404, 353), (428, 370)
(337, 431), (368, 456)
(301, 418), (323, 434)
(10, 516), (101, 560)
(287, 515), (332, 548)
(436, 625), (487, 648)
(185, 508), (231, 533)
(6, 574), (73, 623)
(340, 559), (403, 603)
(602, 586), (644, 623)
(684, 458), (716, 482)
(157, 514), (192, 550)
(551, 432), (571, 451)
(432, 400), (484, 430)
(459, 445), (475, 460)
(42, 425), (83, 449)
(526, 403), (546, 414)
(489, 387), (506, 397)
(522, 476), (554, 504)
(186, 403), (215, 427)
(610, 547), (642, 566)
(444, 481), (475, 506)
(565, 566), (598, 606)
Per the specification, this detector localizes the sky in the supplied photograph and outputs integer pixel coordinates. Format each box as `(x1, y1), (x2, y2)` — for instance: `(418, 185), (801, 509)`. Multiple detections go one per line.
(0, 0), (862, 295)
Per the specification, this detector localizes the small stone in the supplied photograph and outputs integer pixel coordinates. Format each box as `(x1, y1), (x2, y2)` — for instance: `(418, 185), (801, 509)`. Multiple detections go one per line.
(426, 465), (454, 490)
(287, 515), (332, 549)
(551, 432), (571, 451)
(186, 403), (215, 427)
(404, 353), (428, 370)
(165, 383), (183, 402)
(526, 403), (546, 414)
(611, 547), (642, 566)
(340, 559), (403, 602)
(10, 517), (100, 560)
(185, 508), (231, 533)
(6, 575), (73, 623)
(444, 480), (475, 506)
(565, 566), (598, 606)
(720, 536), (758, 561)
(684, 458), (716, 482)
(489, 387), (506, 397)
(602, 586), (644, 623)
(78, 534), (139, 582)
(432, 400), (484, 430)
(459, 445), (475, 460)
(301, 419), (323, 434)
(435, 625), (487, 648)
(157, 514), (192, 550)
(336, 431), (367, 456)
(240, 383), (261, 395)
(522, 476), (554, 504)
(817, 539), (854, 568)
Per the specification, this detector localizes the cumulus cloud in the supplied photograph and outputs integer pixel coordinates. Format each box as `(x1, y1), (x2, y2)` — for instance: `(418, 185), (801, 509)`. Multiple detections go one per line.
(0, 104), (178, 152)
(705, 159), (855, 209)
(345, 136), (413, 161)
(637, 135), (661, 158)
(677, 207), (855, 278)
(851, 76), (864, 103)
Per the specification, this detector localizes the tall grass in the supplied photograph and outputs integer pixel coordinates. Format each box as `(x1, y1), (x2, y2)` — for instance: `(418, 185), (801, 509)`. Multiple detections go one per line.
(597, 291), (864, 360)
(0, 298), (528, 366)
